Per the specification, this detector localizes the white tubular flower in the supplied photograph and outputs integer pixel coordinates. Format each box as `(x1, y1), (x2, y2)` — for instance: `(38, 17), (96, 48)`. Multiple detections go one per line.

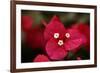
(65, 33), (70, 38)
(54, 33), (59, 39)
(58, 40), (64, 46)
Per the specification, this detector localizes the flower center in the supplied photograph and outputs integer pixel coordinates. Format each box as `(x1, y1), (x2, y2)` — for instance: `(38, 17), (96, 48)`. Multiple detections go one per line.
(58, 40), (64, 46)
(53, 33), (70, 46)
(65, 33), (70, 38)
(54, 33), (59, 39)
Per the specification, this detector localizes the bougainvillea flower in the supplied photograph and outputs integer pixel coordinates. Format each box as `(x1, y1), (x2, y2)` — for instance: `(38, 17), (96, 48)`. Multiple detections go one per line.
(21, 16), (33, 32)
(44, 15), (86, 60)
(33, 54), (49, 62)
(25, 26), (46, 49)
(72, 23), (90, 51)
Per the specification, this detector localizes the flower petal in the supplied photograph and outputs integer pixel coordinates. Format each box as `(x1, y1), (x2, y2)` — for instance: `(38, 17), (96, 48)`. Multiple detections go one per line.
(21, 16), (33, 32)
(44, 15), (66, 41)
(25, 26), (46, 49)
(73, 23), (90, 50)
(66, 28), (86, 44)
(33, 54), (49, 62)
(46, 38), (67, 60)
(65, 28), (86, 52)
(64, 37), (86, 53)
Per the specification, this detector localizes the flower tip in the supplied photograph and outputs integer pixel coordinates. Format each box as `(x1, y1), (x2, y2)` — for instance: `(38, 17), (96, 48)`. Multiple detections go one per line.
(53, 15), (58, 18)
(51, 15), (61, 22)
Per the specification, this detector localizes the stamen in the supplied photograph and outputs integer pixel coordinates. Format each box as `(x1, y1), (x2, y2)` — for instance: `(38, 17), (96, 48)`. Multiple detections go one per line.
(58, 40), (64, 46)
(54, 33), (59, 39)
(65, 33), (70, 38)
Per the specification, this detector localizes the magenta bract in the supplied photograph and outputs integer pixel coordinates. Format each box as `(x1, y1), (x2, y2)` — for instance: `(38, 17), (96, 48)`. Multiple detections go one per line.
(44, 15), (87, 60)
(21, 16), (33, 32)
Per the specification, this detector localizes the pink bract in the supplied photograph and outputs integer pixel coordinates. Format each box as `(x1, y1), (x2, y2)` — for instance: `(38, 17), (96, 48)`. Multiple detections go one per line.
(44, 15), (66, 41)
(33, 54), (49, 62)
(64, 28), (86, 52)
(72, 23), (90, 51)
(25, 26), (46, 49)
(46, 38), (67, 60)
(44, 15), (87, 60)
(21, 16), (33, 32)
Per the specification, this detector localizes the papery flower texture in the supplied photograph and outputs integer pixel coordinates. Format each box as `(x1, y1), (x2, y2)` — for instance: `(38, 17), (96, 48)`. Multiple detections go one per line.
(44, 15), (87, 60)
